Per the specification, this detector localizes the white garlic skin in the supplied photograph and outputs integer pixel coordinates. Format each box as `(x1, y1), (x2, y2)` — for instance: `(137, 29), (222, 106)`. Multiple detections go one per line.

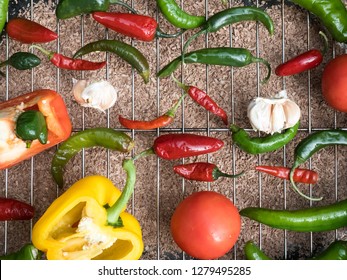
(247, 90), (301, 135)
(72, 79), (118, 112)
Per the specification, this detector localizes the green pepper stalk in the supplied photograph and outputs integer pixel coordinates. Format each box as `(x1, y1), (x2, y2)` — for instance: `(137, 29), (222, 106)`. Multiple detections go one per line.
(73, 39), (150, 84)
(290, 0), (347, 43)
(0, 52), (41, 77)
(107, 159), (136, 227)
(15, 110), (48, 148)
(56, 0), (137, 20)
(157, 47), (271, 84)
(0, 244), (42, 260)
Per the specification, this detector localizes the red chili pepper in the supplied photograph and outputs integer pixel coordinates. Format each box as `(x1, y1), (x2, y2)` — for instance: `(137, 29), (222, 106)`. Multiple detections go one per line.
(255, 165), (318, 184)
(92, 12), (183, 42)
(275, 31), (328, 76)
(134, 133), (224, 160)
(118, 93), (186, 130)
(172, 76), (228, 125)
(174, 162), (244, 182)
(30, 45), (106, 71)
(6, 18), (58, 44)
(0, 197), (35, 221)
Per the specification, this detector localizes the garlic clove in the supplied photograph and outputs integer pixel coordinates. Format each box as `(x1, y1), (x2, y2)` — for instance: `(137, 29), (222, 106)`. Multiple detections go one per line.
(283, 99), (301, 129)
(72, 79), (118, 112)
(271, 103), (286, 134)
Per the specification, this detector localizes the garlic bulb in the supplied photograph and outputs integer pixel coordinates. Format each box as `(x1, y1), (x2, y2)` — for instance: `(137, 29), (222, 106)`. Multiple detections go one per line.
(72, 79), (118, 112)
(247, 90), (301, 135)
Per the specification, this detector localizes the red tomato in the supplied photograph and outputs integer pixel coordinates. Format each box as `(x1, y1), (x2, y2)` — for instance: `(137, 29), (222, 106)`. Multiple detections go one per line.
(170, 191), (241, 260)
(322, 54), (347, 112)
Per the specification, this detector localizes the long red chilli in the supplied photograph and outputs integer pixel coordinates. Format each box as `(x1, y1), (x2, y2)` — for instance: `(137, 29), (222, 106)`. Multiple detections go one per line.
(256, 165), (318, 184)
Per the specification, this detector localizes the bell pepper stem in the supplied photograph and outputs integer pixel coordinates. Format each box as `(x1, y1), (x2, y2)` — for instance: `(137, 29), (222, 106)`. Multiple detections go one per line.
(289, 166), (322, 201)
(252, 57), (271, 84)
(107, 159), (136, 226)
(319, 31), (329, 56)
(156, 27), (186, 39)
(171, 74), (190, 92)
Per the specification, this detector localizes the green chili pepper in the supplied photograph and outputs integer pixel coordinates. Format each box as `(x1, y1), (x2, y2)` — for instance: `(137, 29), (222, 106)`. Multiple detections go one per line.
(244, 239), (347, 260)
(244, 241), (271, 260)
(230, 121), (299, 155)
(290, 0), (347, 43)
(157, 47), (271, 84)
(0, 52), (41, 76)
(15, 110), (48, 147)
(0, 0), (9, 33)
(289, 129), (347, 201)
(156, 0), (206, 29)
(312, 240), (347, 260)
(183, 6), (274, 57)
(56, 0), (136, 19)
(51, 127), (135, 188)
(0, 243), (42, 260)
(73, 39), (150, 83)
(239, 198), (347, 232)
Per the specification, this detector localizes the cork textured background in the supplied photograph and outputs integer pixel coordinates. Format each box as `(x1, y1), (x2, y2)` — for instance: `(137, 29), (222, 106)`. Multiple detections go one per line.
(0, 0), (347, 260)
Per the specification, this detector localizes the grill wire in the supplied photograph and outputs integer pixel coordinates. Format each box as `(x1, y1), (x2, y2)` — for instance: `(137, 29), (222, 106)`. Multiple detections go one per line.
(1, 0), (346, 260)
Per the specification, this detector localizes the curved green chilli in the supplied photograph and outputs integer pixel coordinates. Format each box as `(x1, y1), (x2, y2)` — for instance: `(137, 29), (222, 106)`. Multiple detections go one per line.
(244, 240), (347, 260)
(73, 39), (150, 83)
(183, 6), (274, 56)
(51, 128), (135, 188)
(291, 0), (347, 43)
(230, 121), (299, 155)
(156, 0), (206, 29)
(239, 198), (347, 232)
(0, 0), (9, 33)
(244, 241), (271, 260)
(289, 129), (347, 201)
(56, 0), (136, 20)
(157, 47), (271, 83)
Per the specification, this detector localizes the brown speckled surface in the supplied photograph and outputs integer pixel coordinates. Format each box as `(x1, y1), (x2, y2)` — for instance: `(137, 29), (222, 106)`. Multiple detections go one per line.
(0, 0), (347, 260)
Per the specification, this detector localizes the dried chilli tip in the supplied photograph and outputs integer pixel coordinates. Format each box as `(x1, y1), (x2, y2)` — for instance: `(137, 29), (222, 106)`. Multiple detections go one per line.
(255, 165), (318, 184)
(0, 197), (35, 221)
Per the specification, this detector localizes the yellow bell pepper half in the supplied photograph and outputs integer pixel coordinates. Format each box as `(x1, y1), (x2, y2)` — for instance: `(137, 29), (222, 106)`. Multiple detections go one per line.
(32, 173), (144, 260)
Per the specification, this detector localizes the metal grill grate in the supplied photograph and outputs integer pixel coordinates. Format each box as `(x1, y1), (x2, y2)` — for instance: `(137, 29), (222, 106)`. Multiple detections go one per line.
(1, 0), (346, 260)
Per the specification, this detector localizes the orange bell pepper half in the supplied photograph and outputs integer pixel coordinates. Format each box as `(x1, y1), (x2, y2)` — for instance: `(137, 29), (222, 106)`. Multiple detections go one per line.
(0, 89), (72, 169)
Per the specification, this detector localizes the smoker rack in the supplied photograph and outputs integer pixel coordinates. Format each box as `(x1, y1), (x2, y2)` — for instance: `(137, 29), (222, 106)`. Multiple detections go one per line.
(1, 0), (346, 260)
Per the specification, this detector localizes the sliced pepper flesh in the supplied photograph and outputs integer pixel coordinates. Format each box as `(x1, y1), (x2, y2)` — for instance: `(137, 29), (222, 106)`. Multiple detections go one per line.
(32, 175), (144, 260)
